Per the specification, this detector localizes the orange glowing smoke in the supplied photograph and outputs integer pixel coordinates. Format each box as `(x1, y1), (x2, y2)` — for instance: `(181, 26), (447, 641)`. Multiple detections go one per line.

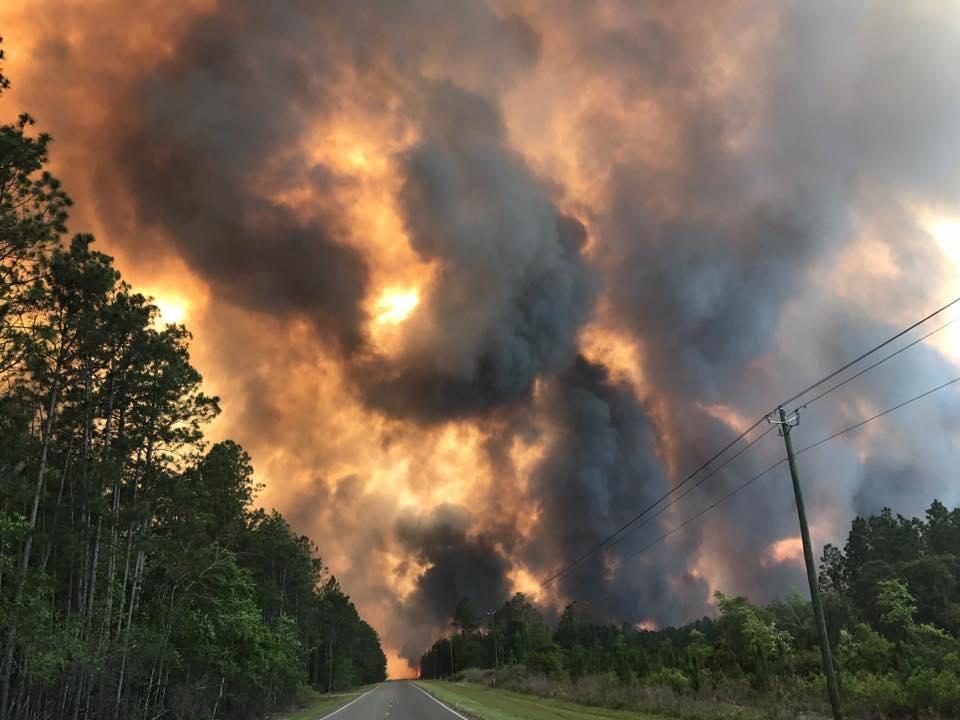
(767, 537), (803, 565)
(0, 2), (716, 671)
(0, 0), (807, 678)
(5, 0), (960, 680)
(375, 288), (421, 325)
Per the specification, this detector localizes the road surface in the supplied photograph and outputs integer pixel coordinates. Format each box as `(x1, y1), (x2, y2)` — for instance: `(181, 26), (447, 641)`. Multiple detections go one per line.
(323, 681), (468, 720)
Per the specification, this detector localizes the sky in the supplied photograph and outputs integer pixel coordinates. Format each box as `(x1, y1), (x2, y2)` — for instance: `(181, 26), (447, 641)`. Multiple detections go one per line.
(3, 0), (960, 677)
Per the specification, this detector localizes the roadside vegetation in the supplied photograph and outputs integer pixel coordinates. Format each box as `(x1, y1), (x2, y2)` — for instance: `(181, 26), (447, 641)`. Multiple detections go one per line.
(419, 679), (668, 720)
(419, 502), (960, 719)
(0, 47), (386, 720)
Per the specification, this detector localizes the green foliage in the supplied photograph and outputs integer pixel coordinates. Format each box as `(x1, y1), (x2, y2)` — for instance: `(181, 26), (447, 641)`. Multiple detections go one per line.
(903, 666), (960, 717)
(0, 55), (385, 719)
(646, 666), (690, 693)
(836, 623), (892, 675)
(843, 672), (906, 717)
(876, 578), (917, 641)
(419, 499), (960, 719)
(526, 648), (564, 675)
(713, 592), (794, 687)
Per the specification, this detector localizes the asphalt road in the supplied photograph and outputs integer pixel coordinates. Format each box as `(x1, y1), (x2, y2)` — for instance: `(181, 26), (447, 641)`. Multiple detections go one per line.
(323, 681), (468, 720)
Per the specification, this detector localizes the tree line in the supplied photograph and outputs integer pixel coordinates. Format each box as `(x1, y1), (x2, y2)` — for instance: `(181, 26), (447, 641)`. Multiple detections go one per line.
(0, 45), (386, 720)
(420, 501), (960, 718)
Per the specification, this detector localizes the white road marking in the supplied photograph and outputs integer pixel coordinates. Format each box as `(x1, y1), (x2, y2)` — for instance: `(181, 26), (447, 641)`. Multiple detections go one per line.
(320, 684), (381, 718)
(411, 683), (471, 720)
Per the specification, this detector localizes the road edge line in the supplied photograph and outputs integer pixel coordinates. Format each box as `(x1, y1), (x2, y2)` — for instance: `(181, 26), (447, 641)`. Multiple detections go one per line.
(411, 682), (471, 720)
(318, 684), (381, 718)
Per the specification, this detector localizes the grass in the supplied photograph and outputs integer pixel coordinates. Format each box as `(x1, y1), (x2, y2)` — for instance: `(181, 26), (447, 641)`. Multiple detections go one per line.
(276, 686), (370, 719)
(417, 680), (672, 720)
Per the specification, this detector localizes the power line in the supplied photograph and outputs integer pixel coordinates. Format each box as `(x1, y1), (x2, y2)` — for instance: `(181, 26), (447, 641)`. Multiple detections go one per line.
(541, 424), (778, 589)
(616, 459), (785, 568)
(791, 315), (960, 413)
(538, 295), (960, 589)
(538, 415), (767, 589)
(793, 375), (960, 456)
(774, 410), (843, 718)
(780, 295), (960, 410)
(576, 425), (777, 573)
(609, 372), (960, 572)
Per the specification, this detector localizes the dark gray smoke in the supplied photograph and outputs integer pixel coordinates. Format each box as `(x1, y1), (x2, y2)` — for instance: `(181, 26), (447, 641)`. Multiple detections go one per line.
(114, 4), (372, 349)
(112, 0), (960, 636)
(524, 356), (712, 626)
(112, 0), (599, 404)
(394, 503), (511, 659)
(13, 0), (960, 667)
(590, 0), (960, 395)
(297, 1), (960, 634)
(361, 83), (598, 420)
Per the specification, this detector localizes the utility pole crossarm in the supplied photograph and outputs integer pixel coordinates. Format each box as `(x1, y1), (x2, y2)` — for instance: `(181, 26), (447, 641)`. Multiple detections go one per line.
(766, 408), (799, 430)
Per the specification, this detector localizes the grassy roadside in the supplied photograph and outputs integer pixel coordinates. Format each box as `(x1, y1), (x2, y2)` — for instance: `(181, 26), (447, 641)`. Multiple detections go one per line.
(417, 680), (671, 720)
(276, 686), (372, 719)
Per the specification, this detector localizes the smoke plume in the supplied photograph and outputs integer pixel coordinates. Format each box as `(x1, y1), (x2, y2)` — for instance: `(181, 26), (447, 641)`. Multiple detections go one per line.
(4, 0), (960, 673)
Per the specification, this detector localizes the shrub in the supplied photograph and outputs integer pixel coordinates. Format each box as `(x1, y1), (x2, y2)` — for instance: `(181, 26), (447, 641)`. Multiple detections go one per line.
(904, 668), (960, 717)
(452, 667), (496, 685)
(528, 648), (565, 675)
(836, 624), (893, 674)
(646, 667), (691, 694)
(843, 672), (906, 717)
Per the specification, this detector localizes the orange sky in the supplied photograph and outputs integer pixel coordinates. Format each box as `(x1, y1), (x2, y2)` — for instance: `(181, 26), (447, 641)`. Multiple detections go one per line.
(4, 0), (960, 676)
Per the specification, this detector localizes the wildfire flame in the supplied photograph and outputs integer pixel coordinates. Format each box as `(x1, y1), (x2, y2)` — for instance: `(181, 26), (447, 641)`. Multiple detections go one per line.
(152, 294), (189, 327)
(768, 537), (803, 565)
(374, 287), (420, 325)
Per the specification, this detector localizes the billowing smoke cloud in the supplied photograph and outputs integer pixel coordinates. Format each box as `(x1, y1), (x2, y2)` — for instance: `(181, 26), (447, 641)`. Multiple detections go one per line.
(113, 2), (373, 349)
(524, 356), (710, 626)
(5, 0), (960, 673)
(561, 0), (960, 603)
(108, 0), (597, 410)
(394, 504), (511, 658)
(587, 1), (960, 395)
(361, 82), (598, 419)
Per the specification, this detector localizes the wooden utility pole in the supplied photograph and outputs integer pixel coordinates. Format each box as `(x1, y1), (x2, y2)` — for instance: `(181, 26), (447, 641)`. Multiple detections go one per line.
(487, 610), (500, 686)
(449, 636), (454, 678)
(326, 627), (335, 693)
(771, 407), (843, 720)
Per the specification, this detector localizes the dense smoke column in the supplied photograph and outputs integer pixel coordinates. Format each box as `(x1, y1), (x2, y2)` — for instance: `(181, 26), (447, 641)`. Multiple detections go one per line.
(112, 0), (960, 633)
(113, 2), (371, 349)
(360, 83), (599, 421)
(548, 0), (960, 604)
(105, 0), (601, 662)
(394, 503), (512, 661)
(7, 0), (960, 671)
(524, 356), (711, 626)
